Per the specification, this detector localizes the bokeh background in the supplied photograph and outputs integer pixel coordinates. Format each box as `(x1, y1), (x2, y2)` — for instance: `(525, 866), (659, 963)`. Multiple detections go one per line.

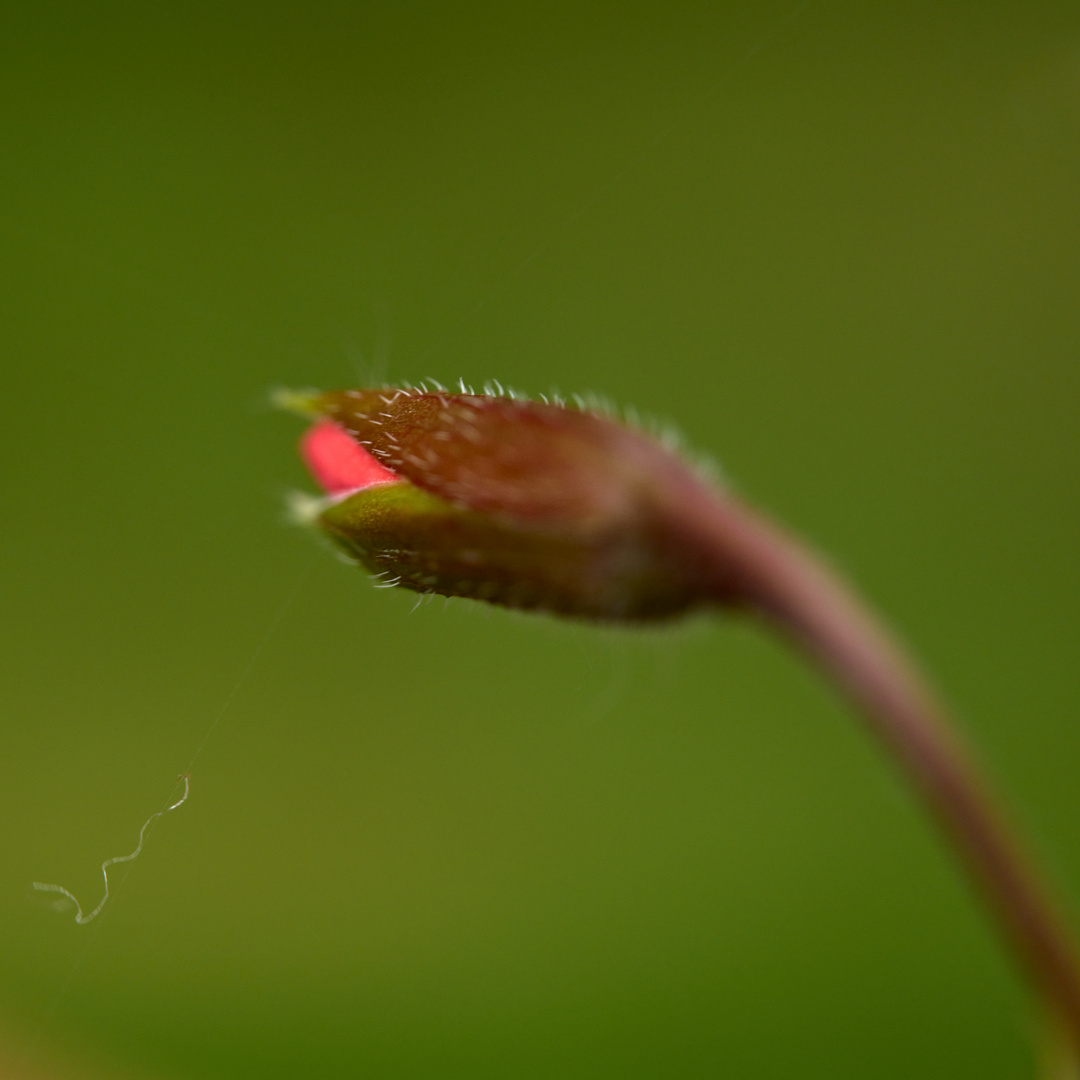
(3, 2), (1079, 1077)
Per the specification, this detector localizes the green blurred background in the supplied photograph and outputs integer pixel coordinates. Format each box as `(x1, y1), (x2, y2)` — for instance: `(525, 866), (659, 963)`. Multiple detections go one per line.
(2, 2), (1079, 1076)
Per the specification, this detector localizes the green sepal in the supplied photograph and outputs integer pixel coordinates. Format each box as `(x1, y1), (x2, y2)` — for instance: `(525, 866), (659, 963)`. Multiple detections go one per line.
(318, 481), (701, 621)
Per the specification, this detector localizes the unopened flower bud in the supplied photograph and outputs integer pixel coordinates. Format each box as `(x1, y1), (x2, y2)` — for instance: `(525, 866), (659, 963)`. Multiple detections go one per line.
(286, 387), (737, 620)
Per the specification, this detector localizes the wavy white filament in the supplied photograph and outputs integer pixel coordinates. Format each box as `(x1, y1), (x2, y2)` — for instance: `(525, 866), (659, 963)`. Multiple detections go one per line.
(33, 775), (190, 925)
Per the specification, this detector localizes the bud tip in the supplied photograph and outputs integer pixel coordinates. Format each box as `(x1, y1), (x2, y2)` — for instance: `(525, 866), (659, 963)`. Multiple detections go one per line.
(270, 386), (323, 417)
(300, 418), (400, 496)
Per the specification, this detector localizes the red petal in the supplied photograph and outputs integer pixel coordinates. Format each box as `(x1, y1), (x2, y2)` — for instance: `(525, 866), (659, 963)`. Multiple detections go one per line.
(300, 419), (399, 495)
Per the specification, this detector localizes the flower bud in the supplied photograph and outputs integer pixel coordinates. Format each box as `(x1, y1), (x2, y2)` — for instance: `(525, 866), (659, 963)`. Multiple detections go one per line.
(288, 387), (733, 620)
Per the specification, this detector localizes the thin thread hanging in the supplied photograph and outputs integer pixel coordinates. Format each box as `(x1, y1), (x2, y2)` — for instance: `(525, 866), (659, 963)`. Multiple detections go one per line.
(33, 775), (190, 925)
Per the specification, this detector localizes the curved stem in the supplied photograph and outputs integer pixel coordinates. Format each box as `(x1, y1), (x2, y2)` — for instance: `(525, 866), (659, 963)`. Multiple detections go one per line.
(665, 483), (1080, 1064)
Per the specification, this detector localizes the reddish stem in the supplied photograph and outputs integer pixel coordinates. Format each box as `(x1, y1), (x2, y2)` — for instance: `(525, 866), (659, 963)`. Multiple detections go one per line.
(665, 481), (1080, 1061)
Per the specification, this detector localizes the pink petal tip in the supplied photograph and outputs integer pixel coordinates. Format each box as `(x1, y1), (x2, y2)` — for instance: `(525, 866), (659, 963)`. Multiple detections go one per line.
(300, 419), (399, 496)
